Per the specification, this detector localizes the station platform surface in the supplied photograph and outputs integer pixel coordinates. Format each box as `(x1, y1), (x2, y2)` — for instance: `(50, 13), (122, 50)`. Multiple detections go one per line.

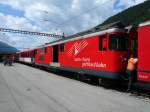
(0, 63), (150, 112)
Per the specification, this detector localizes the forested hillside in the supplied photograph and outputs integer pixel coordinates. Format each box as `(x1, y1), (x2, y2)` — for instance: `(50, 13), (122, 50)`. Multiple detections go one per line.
(101, 0), (150, 27)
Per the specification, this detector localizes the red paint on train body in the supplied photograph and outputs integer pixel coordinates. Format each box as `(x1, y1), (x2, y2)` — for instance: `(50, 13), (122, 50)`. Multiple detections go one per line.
(33, 28), (129, 79)
(35, 46), (52, 65)
(138, 21), (150, 82)
(59, 33), (128, 73)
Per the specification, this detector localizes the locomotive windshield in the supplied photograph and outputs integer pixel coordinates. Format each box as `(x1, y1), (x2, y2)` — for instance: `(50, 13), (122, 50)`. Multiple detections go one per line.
(109, 34), (128, 51)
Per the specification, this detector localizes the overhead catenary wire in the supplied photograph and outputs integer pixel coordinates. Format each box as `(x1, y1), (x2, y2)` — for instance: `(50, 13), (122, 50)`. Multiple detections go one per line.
(0, 0), (112, 44)
(0, 27), (63, 38)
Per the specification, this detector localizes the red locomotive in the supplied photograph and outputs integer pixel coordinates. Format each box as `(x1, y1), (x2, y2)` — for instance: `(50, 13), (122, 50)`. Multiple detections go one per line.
(35, 26), (129, 80)
(15, 21), (150, 86)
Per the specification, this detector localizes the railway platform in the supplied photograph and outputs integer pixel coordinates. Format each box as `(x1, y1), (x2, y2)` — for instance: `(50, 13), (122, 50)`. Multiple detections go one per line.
(0, 63), (150, 112)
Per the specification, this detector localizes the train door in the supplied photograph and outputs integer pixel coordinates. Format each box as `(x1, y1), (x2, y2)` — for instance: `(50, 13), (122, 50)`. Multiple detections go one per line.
(52, 45), (59, 63)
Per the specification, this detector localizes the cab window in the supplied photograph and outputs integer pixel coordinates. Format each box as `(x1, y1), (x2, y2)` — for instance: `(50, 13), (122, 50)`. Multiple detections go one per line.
(109, 34), (128, 51)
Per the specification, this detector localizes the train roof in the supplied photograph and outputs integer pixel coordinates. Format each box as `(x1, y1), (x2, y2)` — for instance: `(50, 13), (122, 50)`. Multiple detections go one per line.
(21, 28), (124, 51)
(139, 20), (150, 27)
(48, 28), (124, 46)
(17, 49), (35, 53)
(40, 22), (125, 48)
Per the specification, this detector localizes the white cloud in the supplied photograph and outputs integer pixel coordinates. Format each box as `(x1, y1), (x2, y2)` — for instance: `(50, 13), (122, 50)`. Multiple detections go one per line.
(95, 0), (110, 4)
(71, 0), (81, 10)
(115, 0), (147, 8)
(0, 0), (147, 49)
(0, 12), (41, 31)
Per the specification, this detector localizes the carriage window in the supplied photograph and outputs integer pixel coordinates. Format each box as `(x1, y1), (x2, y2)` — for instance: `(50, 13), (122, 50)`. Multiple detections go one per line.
(109, 34), (128, 51)
(40, 48), (44, 53)
(99, 35), (107, 51)
(60, 43), (65, 52)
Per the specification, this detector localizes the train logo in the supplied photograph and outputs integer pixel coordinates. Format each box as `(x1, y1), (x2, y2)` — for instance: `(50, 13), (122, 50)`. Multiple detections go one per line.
(67, 40), (88, 57)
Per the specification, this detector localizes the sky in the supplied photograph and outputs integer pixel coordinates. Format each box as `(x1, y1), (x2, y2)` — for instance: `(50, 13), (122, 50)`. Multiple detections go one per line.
(0, 0), (147, 50)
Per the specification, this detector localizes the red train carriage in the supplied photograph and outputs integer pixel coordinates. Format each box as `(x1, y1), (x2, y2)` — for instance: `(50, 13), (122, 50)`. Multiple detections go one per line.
(35, 27), (129, 80)
(18, 49), (36, 64)
(137, 21), (150, 83)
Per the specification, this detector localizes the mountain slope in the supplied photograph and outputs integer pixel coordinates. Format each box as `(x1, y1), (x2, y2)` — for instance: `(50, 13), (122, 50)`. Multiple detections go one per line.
(0, 41), (19, 53)
(100, 0), (150, 27)
(71, 0), (150, 37)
